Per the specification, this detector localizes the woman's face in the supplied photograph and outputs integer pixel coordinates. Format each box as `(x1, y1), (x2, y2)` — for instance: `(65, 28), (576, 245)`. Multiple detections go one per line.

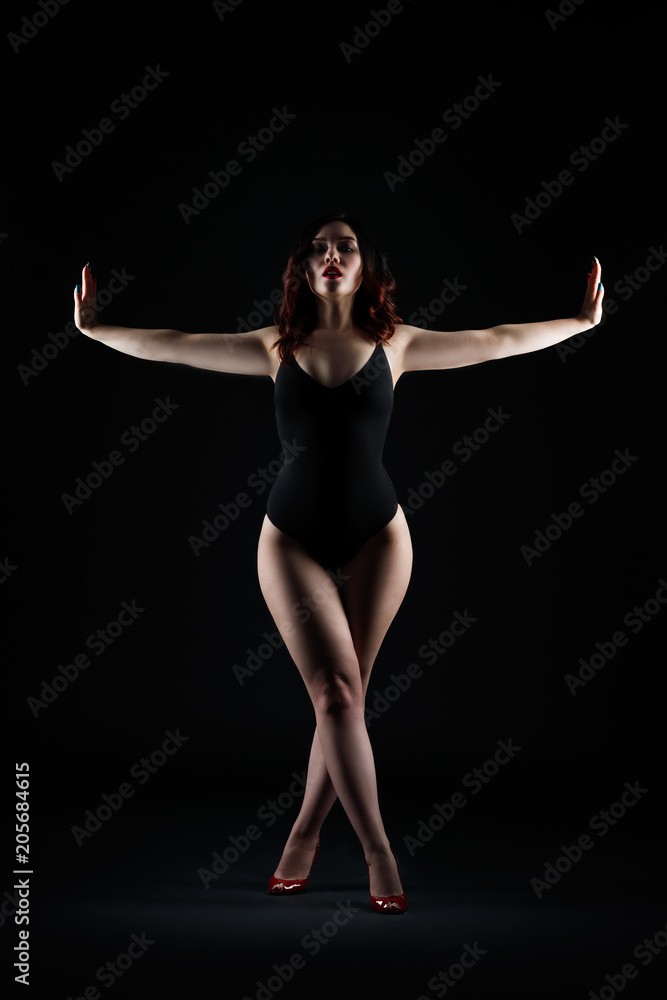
(304, 222), (364, 299)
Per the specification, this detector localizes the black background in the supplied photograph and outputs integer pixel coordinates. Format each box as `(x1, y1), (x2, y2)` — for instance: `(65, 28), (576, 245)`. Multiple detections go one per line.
(6, 1), (667, 997)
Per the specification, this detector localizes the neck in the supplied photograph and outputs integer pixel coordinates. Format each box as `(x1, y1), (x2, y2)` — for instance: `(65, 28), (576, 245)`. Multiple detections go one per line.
(313, 294), (358, 333)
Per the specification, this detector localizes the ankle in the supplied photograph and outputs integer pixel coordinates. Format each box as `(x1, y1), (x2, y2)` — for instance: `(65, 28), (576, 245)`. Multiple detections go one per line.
(364, 839), (392, 862)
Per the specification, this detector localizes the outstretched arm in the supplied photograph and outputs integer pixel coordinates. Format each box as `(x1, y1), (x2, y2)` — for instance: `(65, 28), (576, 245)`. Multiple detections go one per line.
(73, 263), (275, 376)
(399, 259), (604, 371)
(492, 258), (604, 358)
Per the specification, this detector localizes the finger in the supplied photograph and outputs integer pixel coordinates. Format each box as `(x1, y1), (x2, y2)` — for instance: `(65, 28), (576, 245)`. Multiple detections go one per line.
(593, 256), (601, 282)
(588, 259), (602, 303)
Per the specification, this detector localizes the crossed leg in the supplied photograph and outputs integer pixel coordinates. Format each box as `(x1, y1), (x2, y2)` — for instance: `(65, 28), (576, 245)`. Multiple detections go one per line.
(256, 506), (413, 897)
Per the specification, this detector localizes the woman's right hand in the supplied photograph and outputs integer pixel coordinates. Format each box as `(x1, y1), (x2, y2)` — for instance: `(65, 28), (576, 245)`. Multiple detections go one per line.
(74, 263), (98, 333)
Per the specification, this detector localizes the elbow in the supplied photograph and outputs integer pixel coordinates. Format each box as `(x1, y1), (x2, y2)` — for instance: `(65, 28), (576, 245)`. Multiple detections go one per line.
(486, 326), (524, 361)
(485, 327), (507, 361)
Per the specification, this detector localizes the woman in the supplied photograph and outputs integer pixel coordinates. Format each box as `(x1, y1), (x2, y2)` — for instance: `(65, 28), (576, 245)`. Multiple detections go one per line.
(74, 213), (604, 914)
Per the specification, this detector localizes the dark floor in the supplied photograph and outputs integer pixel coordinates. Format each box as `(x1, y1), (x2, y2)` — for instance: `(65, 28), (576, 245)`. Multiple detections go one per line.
(22, 795), (666, 998)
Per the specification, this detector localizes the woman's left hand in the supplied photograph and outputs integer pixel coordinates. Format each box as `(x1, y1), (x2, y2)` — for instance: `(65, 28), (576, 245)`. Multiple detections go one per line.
(578, 257), (604, 327)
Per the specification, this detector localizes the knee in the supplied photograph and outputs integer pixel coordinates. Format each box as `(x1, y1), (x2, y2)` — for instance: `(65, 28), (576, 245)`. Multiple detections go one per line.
(315, 674), (362, 717)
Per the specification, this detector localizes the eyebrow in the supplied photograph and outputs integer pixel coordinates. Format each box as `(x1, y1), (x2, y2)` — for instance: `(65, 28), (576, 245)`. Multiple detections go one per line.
(312, 237), (358, 243)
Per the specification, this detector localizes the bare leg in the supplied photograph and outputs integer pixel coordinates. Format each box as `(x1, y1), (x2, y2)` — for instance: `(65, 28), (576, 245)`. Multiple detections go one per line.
(275, 691), (365, 875)
(258, 507), (413, 895)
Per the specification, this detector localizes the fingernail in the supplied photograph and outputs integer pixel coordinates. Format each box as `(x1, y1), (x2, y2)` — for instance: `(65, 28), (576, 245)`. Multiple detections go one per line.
(598, 282), (602, 290)
(75, 284), (80, 294)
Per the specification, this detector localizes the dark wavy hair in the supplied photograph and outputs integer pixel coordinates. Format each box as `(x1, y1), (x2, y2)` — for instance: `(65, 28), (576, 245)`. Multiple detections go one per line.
(270, 212), (402, 365)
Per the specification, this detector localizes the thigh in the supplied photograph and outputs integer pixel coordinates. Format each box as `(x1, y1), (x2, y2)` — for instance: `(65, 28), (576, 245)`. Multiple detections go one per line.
(257, 515), (362, 699)
(339, 505), (413, 686)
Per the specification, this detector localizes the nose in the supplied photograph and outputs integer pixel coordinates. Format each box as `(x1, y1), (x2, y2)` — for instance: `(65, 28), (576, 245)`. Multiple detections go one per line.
(325, 246), (340, 263)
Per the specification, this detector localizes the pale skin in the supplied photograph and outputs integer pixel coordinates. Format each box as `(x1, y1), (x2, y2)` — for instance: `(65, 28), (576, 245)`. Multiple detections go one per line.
(74, 224), (604, 903)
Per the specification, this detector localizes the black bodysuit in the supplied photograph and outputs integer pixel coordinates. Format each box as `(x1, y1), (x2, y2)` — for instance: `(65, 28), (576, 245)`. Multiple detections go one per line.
(266, 341), (399, 572)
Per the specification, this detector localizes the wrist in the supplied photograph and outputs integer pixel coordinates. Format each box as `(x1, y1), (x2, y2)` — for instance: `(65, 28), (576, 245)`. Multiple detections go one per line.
(79, 321), (100, 337)
(574, 314), (595, 332)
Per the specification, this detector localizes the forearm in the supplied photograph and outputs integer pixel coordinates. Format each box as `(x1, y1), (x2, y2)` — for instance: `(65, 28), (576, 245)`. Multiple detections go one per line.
(81, 324), (185, 362)
(491, 316), (596, 358)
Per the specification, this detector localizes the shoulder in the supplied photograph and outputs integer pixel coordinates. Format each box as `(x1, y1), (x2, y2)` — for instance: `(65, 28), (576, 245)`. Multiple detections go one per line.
(392, 323), (420, 346)
(253, 325), (285, 382)
(254, 325), (280, 347)
(375, 325), (421, 387)
(383, 323), (420, 361)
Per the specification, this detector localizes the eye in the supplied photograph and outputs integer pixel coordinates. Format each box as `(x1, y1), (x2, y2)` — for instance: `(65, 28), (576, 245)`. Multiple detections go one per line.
(311, 242), (356, 252)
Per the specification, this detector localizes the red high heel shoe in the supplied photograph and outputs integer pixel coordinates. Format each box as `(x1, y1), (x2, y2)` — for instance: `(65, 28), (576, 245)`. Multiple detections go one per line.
(267, 838), (320, 894)
(365, 846), (407, 914)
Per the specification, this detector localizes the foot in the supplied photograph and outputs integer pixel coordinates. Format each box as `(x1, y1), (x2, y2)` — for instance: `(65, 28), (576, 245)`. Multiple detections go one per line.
(365, 844), (404, 900)
(272, 834), (320, 882)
